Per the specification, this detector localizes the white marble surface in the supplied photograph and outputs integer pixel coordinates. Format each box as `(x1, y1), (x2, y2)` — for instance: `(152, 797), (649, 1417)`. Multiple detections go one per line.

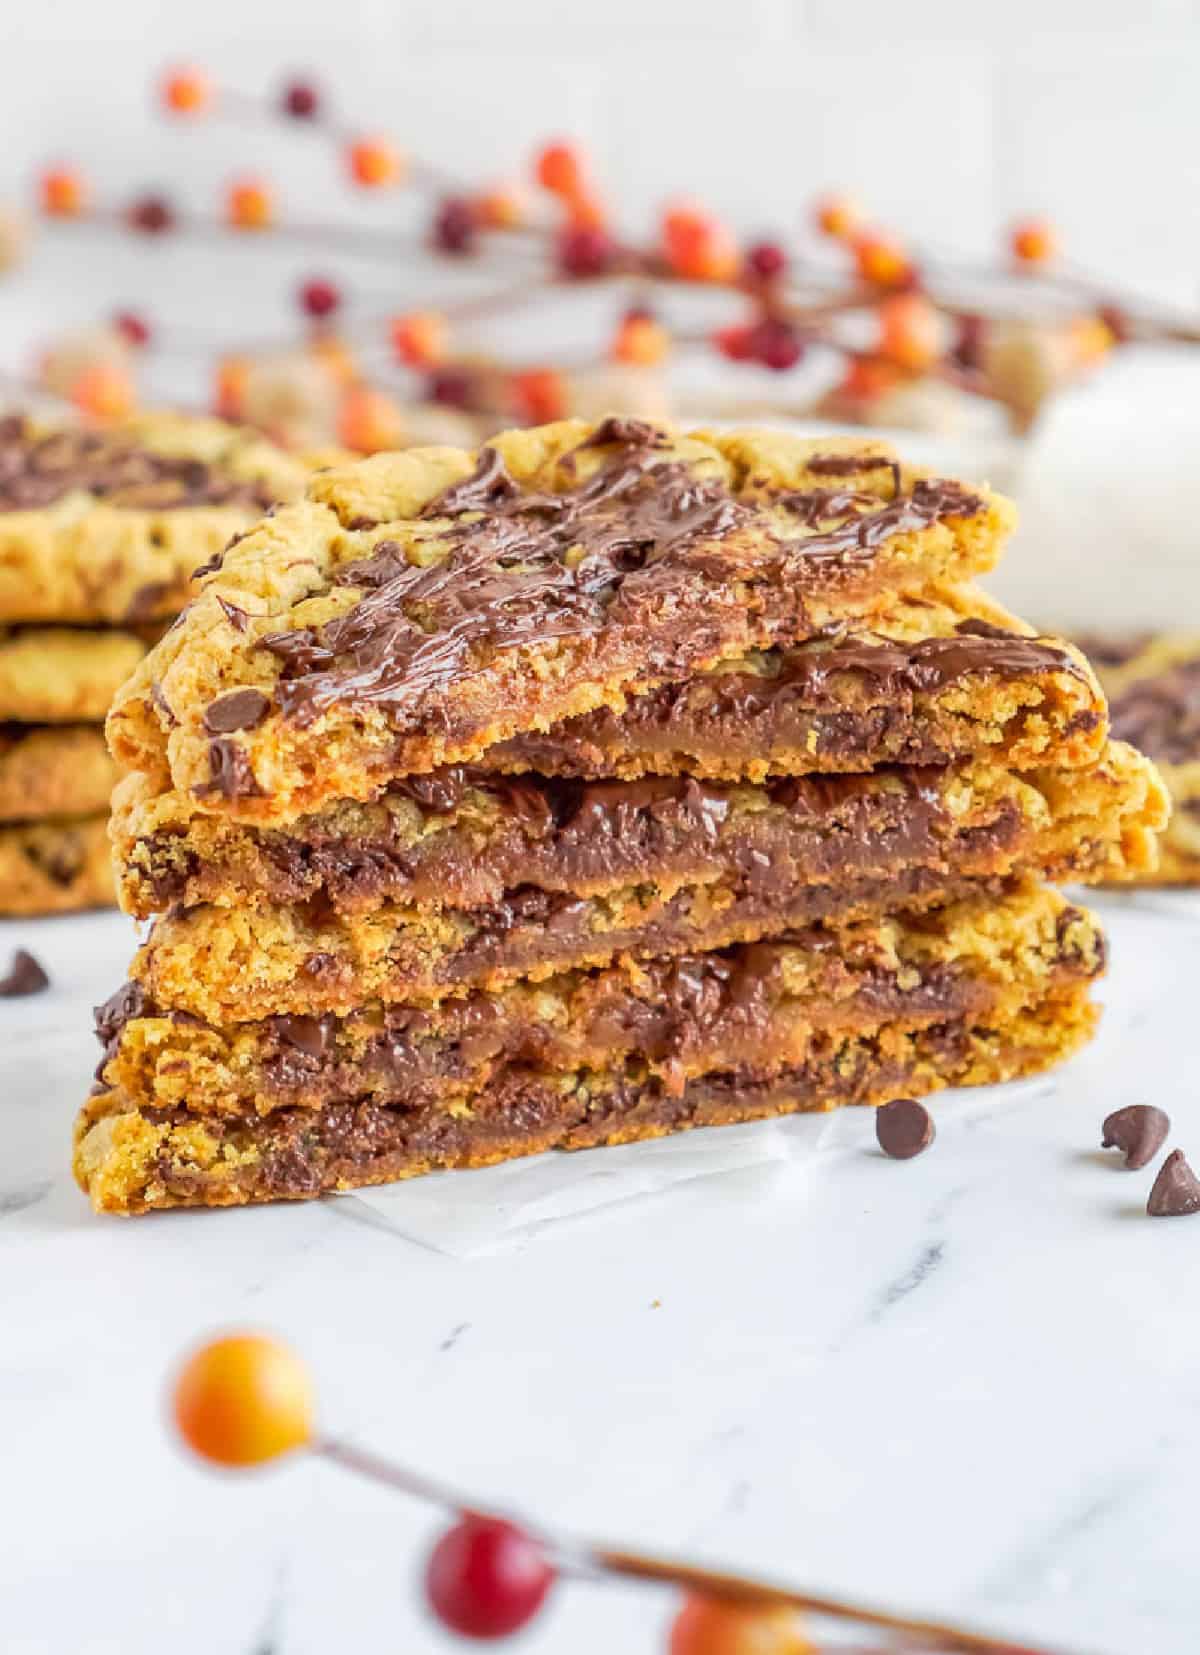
(4, 890), (1200, 1655)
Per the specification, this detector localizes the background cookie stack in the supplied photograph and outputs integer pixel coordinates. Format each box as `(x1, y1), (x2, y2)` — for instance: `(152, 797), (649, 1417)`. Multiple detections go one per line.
(1074, 635), (1200, 885)
(0, 411), (323, 916)
(73, 419), (1167, 1214)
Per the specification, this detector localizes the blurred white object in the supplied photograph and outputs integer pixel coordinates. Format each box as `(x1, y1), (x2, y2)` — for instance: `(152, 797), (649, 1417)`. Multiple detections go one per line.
(992, 347), (1200, 631)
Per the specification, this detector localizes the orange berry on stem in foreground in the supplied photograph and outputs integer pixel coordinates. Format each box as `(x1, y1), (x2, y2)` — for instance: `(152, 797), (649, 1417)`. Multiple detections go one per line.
(535, 139), (587, 197)
(40, 166), (86, 218)
(347, 136), (405, 189)
(172, 1333), (315, 1468)
(162, 64), (212, 115)
(1010, 216), (1058, 264)
(877, 292), (941, 370)
(813, 192), (862, 241)
(613, 314), (669, 365)
(563, 186), (610, 233)
(337, 387), (405, 453)
(669, 1594), (813, 1655)
(70, 363), (135, 422)
(226, 177), (274, 231)
(390, 310), (447, 367)
(853, 229), (913, 288)
(512, 368), (567, 424)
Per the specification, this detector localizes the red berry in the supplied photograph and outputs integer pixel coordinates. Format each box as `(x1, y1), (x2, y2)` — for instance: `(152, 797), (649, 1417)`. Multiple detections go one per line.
(427, 367), (475, 409)
(281, 79), (319, 119)
(432, 196), (478, 256)
(426, 1516), (554, 1640)
(557, 224), (614, 279)
(127, 195), (174, 234)
(299, 278), (341, 319)
(535, 141), (586, 197)
(714, 324), (756, 362)
(114, 311), (151, 348)
(749, 318), (804, 371)
(745, 240), (788, 282)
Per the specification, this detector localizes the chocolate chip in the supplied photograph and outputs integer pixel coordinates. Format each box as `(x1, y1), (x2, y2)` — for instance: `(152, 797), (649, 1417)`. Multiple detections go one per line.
(875, 1097), (935, 1160)
(0, 948), (49, 997)
(1147, 1150), (1200, 1218)
(202, 688), (271, 734)
(1101, 1104), (1170, 1170)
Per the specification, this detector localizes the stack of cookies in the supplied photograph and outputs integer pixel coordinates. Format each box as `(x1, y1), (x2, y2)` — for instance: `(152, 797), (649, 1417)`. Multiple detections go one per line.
(73, 418), (1167, 1214)
(0, 412), (320, 915)
(1074, 634), (1200, 884)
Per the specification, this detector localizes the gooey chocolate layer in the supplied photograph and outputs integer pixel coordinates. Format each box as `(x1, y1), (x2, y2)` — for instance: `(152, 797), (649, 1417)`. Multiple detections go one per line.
(86, 993), (1095, 1210)
(129, 764), (1004, 917)
(0, 415), (276, 513)
(1107, 654), (1200, 765)
(484, 618), (1095, 778)
(97, 896), (1102, 1116)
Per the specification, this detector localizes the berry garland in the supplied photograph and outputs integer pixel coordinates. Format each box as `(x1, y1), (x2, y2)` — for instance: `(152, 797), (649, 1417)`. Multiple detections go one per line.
(171, 1332), (1070, 1652)
(13, 65), (1198, 451)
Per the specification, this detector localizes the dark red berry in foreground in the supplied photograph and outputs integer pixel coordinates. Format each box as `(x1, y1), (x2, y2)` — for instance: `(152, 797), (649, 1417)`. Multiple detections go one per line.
(432, 196), (479, 256)
(426, 1516), (555, 1639)
(427, 367), (475, 409)
(127, 195), (174, 234)
(745, 239), (789, 282)
(557, 224), (615, 278)
(299, 277), (341, 319)
(282, 79), (319, 119)
(114, 311), (151, 347)
(750, 317), (804, 371)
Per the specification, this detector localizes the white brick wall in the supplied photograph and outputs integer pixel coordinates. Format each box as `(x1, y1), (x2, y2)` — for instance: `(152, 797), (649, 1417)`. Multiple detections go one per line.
(0, 0), (1196, 373)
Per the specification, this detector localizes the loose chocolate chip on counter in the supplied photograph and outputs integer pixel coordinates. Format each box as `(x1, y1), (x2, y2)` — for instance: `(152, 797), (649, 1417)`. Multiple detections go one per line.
(875, 1097), (935, 1160)
(1101, 1104), (1170, 1170)
(202, 688), (271, 734)
(1147, 1150), (1200, 1218)
(0, 948), (50, 997)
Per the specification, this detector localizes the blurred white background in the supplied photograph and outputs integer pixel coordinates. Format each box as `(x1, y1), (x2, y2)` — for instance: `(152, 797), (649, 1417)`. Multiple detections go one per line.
(0, 0), (1196, 625)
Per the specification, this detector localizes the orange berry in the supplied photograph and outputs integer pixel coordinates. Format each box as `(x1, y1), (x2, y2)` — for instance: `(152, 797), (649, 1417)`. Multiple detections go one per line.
(512, 368), (567, 424)
(70, 362), (135, 421)
(877, 292), (941, 370)
(535, 141), (587, 197)
(669, 1595), (813, 1655)
(475, 182), (526, 229)
(226, 177), (274, 231)
(172, 1334), (315, 1468)
(853, 231), (913, 287)
(662, 202), (738, 282)
(813, 193), (863, 241)
(214, 355), (250, 421)
(162, 65), (212, 116)
(1066, 313), (1114, 368)
(612, 315), (669, 365)
(840, 354), (900, 401)
(40, 166), (86, 218)
(347, 138), (405, 189)
(389, 310), (447, 368)
(1010, 216), (1058, 264)
(564, 186), (610, 232)
(337, 386), (405, 452)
